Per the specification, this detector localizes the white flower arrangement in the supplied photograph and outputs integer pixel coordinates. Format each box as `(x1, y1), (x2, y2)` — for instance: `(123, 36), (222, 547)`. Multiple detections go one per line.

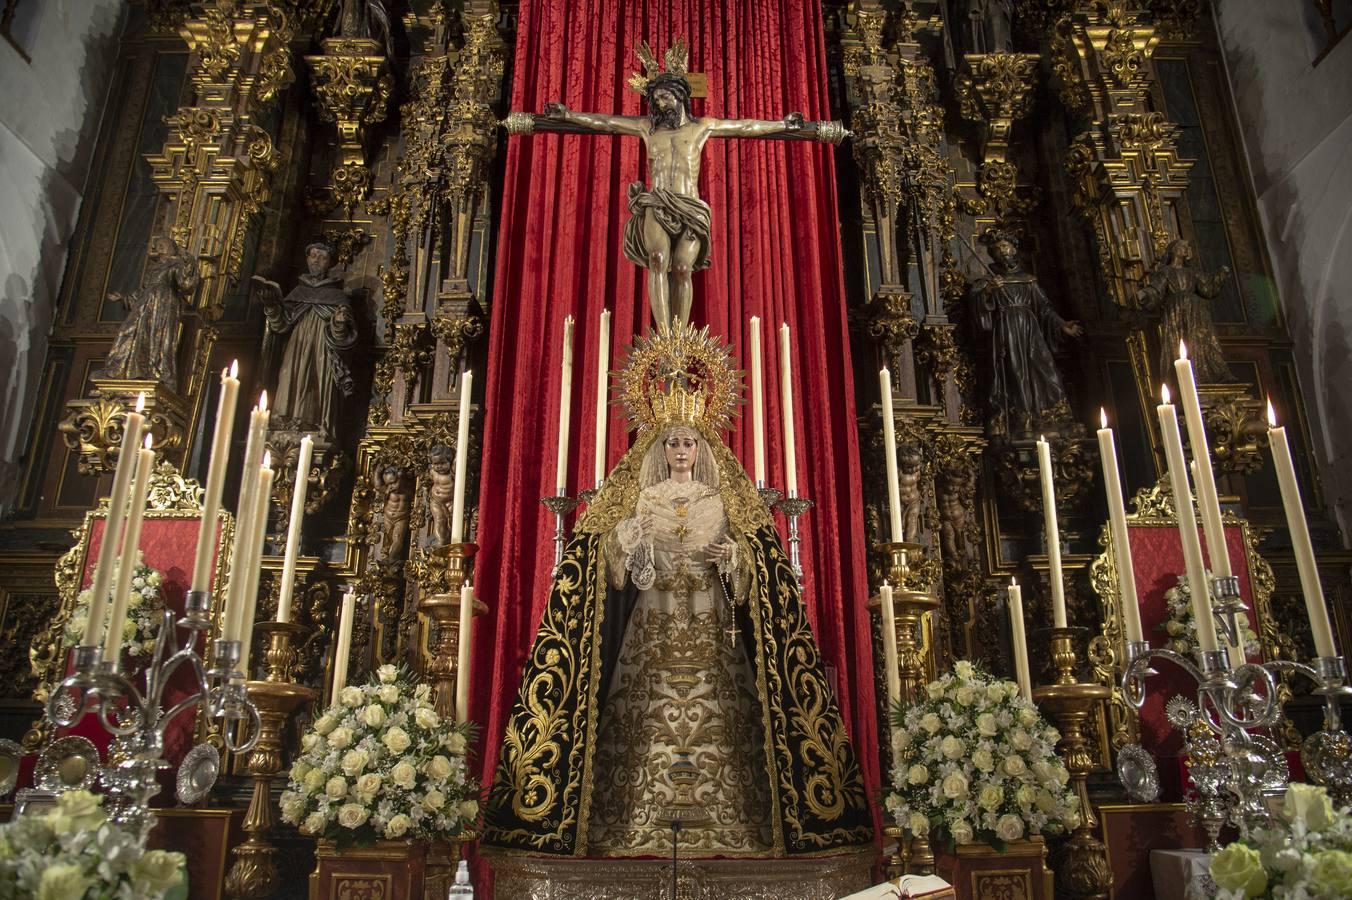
(1210, 783), (1352, 899)
(0, 789), (187, 899)
(1158, 570), (1259, 658)
(280, 664), (480, 847)
(63, 552), (166, 661)
(883, 660), (1080, 850)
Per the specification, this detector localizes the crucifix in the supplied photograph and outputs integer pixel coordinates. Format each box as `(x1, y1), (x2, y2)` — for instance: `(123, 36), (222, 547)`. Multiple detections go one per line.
(503, 40), (848, 329)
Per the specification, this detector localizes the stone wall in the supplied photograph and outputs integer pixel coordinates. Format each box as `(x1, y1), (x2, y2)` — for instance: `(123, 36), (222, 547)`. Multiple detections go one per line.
(1215, 2), (1352, 539)
(0, 0), (123, 515)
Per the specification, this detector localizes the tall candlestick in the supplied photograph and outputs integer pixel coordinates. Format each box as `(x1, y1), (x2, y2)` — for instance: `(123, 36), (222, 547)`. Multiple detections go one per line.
(749, 316), (766, 483)
(192, 363), (240, 593)
(103, 434), (156, 662)
(1097, 410), (1142, 643)
(276, 435), (312, 624)
(83, 392), (146, 647)
(1267, 401), (1338, 658)
(237, 452), (274, 672)
(592, 310), (611, 487)
(1036, 435), (1067, 628)
(1174, 342), (1232, 580)
(225, 393), (269, 643)
(779, 323), (798, 495)
(555, 316), (575, 495)
(455, 582), (475, 725)
(1157, 385), (1219, 653)
(880, 368), (904, 542)
(879, 582), (901, 712)
(1007, 578), (1032, 702)
(451, 370), (473, 543)
(329, 588), (356, 707)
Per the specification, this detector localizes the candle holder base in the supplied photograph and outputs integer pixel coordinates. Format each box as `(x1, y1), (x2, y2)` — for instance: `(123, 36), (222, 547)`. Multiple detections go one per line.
(418, 544), (480, 720)
(773, 494), (814, 586)
(541, 495), (581, 571)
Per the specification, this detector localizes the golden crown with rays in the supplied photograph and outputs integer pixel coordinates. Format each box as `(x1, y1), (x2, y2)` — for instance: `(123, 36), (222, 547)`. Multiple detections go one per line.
(627, 39), (691, 94)
(616, 323), (741, 434)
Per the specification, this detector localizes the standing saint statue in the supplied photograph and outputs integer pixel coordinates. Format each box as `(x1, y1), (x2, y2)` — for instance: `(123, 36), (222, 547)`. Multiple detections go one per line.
(97, 235), (200, 390)
(969, 236), (1083, 438)
(503, 40), (847, 329)
(251, 242), (358, 442)
(484, 325), (872, 858)
(1136, 238), (1235, 383)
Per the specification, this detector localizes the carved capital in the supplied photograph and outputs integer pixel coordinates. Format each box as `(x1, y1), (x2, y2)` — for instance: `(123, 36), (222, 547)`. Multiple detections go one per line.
(955, 52), (1040, 128)
(58, 380), (188, 477)
(994, 431), (1094, 518)
(305, 37), (392, 214)
(1197, 384), (1269, 477)
(865, 289), (919, 374)
(915, 321), (960, 383)
(431, 308), (486, 367)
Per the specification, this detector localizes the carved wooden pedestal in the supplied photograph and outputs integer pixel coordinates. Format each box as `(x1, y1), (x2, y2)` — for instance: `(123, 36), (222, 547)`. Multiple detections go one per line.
(309, 837), (468, 900)
(933, 837), (1054, 900)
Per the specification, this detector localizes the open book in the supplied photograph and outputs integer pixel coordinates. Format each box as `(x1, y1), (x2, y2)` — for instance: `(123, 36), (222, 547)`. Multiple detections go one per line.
(841, 874), (955, 899)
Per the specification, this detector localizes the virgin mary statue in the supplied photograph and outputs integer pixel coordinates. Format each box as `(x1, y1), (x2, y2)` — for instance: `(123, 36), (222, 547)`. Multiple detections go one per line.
(484, 326), (872, 858)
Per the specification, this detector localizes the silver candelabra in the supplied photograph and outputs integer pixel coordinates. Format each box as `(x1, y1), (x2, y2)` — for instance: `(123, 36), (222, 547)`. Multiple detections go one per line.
(45, 590), (260, 841)
(1120, 575), (1351, 847)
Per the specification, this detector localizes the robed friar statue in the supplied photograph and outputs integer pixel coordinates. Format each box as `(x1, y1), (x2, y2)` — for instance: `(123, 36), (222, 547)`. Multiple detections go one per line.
(504, 40), (846, 329)
(251, 242), (358, 442)
(970, 236), (1083, 438)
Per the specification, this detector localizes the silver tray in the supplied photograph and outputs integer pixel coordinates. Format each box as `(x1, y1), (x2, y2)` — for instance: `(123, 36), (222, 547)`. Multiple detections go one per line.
(34, 736), (100, 792)
(176, 743), (220, 805)
(1116, 742), (1161, 803)
(0, 739), (22, 797)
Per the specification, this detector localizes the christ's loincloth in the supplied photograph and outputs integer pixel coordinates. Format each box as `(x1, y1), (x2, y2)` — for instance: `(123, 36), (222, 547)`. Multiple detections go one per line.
(622, 182), (713, 271)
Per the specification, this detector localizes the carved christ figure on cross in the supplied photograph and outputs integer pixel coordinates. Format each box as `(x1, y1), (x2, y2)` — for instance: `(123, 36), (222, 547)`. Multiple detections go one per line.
(503, 40), (847, 329)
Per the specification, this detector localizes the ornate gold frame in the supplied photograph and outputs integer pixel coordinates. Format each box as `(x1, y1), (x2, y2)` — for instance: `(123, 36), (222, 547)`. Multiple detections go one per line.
(25, 463), (234, 748)
(1086, 478), (1286, 764)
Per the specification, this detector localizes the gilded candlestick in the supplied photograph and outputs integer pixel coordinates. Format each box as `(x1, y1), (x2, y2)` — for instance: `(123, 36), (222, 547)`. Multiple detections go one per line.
(418, 543), (484, 720)
(225, 621), (314, 899)
(1033, 632), (1111, 900)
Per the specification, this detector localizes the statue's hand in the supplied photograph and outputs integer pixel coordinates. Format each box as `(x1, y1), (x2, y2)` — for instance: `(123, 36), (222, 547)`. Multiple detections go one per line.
(1219, 265), (1232, 279)
(1062, 320), (1085, 338)
(543, 102), (569, 118)
(106, 292), (126, 307)
(784, 112), (805, 130)
(704, 541), (733, 563)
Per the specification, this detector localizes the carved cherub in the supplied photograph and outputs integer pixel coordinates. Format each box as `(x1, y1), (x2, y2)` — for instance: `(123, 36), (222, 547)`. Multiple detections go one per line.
(427, 446), (455, 547)
(938, 464), (976, 562)
(376, 465), (411, 560)
(897, 445), (926, 542)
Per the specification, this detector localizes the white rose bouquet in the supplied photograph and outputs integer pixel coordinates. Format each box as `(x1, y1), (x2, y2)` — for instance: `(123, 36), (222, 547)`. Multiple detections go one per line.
(1211, 783), (1352, 900)
(0, 789), (187, 899)
(884, 660), (1080, 851)
(1158, 570), (1259, 658)
(280, 665), (480, 847)
(62, 551), (166, 661)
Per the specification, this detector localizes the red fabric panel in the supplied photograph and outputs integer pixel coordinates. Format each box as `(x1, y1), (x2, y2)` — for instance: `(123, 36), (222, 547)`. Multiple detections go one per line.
(67, 516), (217, 768)
(472, 0), (878, 847)
(1126, 522), (1265, 793)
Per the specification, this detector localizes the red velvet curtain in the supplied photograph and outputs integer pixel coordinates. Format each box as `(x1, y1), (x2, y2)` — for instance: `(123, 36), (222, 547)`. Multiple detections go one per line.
(472, 0), (880, 841)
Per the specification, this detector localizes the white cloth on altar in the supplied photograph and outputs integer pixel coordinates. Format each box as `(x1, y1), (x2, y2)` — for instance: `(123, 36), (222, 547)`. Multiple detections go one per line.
(1151, 848), (1215, 900)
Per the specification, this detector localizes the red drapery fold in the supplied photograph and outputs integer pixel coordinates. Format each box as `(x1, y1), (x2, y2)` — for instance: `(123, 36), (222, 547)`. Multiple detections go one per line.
(472, 0), (880, 842)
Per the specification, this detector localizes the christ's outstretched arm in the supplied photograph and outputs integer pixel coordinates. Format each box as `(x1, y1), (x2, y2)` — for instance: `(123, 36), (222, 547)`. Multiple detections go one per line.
(707, 112), (846, 143)
(513, 102), (648, 138)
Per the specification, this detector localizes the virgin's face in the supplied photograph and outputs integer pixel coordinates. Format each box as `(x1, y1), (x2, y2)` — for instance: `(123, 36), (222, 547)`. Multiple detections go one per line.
(664, 432), (698, 478)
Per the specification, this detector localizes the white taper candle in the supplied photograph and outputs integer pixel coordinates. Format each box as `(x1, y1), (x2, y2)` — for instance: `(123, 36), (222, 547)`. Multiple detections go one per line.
(592, 310), (611, 488)
(102, 433), (156, 662)
(1267, 401), (1338, 658)
(1097, 410), (1142, 643)
(1036, 435), (1067, 628)
(451, 370), (473, 543)
(276, 435), (313, 624)
(880, 367), (903, 542)
(192, 363), (239, 593)
(1157, 385), (1219, 653)
(555, 316), (575, 495)
(84, 393), (145, 647)
(749, 316), (766, 483)
(779, 323), (798, 495)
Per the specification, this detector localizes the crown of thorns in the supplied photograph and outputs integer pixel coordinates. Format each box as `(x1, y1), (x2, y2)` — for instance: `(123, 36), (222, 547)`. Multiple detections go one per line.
(627, 39), (690, 94)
